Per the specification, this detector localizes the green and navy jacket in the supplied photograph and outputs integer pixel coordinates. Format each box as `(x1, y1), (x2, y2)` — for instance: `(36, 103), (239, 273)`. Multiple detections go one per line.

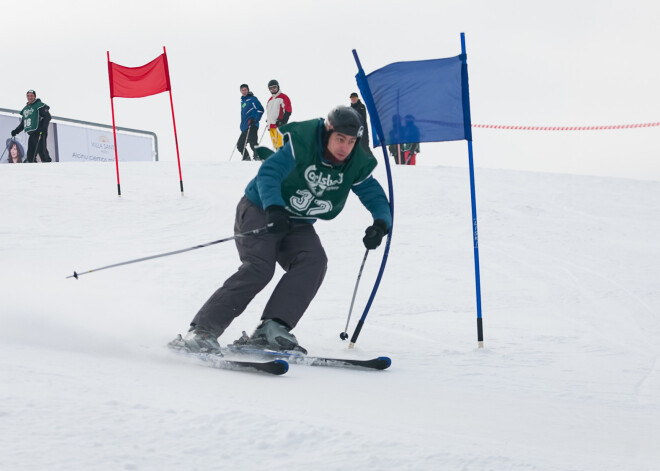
(13, 99), (51, 135)
(245, 118), (392, 228)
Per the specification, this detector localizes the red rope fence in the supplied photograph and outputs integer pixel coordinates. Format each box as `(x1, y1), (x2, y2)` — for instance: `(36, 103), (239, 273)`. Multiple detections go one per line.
(472, 122), (660, 131)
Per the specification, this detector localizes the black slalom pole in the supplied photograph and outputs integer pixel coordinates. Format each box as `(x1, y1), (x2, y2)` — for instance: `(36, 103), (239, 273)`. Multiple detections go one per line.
(340, 249), (369, 341)
(67, 226), (269, 279)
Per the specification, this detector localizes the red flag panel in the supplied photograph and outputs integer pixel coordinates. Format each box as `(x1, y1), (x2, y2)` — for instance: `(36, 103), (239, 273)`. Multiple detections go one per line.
(108, 53), (171, 98)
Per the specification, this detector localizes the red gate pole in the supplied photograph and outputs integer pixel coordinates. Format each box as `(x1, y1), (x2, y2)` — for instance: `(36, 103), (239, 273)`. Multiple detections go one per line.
(107, 51), (122, 197)
(163, 46), (184, 196)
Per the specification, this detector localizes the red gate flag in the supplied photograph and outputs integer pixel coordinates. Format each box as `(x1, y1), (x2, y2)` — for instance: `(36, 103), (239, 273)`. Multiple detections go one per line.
(107, 47), (184, 197)
(108, 53), (171, 98)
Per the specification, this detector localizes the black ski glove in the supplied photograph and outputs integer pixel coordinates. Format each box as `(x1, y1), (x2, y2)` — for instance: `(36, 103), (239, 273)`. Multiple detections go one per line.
(11, 130), (17, 137)
(266, 205), (290, 233)
(363, 219), (388, 250)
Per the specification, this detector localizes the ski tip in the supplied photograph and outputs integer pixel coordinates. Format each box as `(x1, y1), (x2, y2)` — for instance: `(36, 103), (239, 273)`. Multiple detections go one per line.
(273, 359), (290, 374)
(376, 356), (392, 369)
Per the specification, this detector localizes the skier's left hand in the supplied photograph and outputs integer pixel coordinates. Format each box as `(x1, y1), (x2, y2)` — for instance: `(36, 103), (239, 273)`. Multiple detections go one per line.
(266, 205), (290, 233)
(362, 219), (388, 250)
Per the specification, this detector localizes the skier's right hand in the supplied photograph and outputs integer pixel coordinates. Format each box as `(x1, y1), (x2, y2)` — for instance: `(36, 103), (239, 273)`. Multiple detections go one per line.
(266, 205), (290, 233)
(10, 130), (17, 137)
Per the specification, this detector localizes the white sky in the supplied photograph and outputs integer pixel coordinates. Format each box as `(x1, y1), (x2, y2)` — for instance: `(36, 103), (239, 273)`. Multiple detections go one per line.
(3, 0), (660, 180)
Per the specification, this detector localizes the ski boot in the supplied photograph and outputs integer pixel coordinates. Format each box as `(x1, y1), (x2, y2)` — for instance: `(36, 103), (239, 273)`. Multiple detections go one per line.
(177, 326), (222, 354)
(235, 319), (307, 354)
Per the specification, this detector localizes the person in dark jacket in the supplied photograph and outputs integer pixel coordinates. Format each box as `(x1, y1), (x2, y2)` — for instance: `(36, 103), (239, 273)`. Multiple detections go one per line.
(174, 106), (392, 355)
(350, 92), (370, 152)
(236, 84), (264, 161)
(389, 142), (420, 165)
(388, 114), (420, 165)
(11, 90), (52, 163)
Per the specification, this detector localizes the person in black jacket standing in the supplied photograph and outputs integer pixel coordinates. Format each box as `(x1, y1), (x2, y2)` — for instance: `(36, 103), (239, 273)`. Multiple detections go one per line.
(11, 90), (52, 163)
(349, 92), (370, 153)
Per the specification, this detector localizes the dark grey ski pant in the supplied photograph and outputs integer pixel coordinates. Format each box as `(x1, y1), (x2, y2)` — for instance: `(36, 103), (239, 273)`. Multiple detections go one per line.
(191, 196), (328, 337)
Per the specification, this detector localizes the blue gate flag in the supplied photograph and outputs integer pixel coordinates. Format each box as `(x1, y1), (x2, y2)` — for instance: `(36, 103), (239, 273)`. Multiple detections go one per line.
(356, 55), (471, 147)
(350, 34), (483, 349)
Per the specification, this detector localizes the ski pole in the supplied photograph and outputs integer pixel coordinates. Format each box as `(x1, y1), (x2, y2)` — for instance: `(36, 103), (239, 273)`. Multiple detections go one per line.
(67, 225), (269, 279)
(242, 125), (253, 160)
(28, 133), (43, 163)
(230, 125), (252, 161)
(339, 249), (369, 341)
(404, 144), (418, 165)
(257, 125), (267, 145)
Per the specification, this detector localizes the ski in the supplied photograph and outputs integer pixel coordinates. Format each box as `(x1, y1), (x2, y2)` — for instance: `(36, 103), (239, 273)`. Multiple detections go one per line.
(168, 337), (289, 375)
(225, 345), (391, 370)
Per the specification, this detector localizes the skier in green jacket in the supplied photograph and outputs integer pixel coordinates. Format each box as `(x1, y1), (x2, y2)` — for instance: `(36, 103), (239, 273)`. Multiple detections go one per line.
(177, 106), (392, 354)
(11, 90), (52, 163)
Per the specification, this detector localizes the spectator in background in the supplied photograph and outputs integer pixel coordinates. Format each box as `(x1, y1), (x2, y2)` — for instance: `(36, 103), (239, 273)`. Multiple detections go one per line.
(237, 84), (264, 161)
(388, 114), (420, 165)
(5, 139), (25, 163)
(349, 92), (370, 152)
(11, 90), (52, 163)
(266, 79), (292, 150)
(388, 142), (420, 165)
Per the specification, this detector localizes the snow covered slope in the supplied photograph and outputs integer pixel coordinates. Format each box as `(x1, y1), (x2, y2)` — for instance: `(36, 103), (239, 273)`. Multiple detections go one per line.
(1, 160), (659, 470)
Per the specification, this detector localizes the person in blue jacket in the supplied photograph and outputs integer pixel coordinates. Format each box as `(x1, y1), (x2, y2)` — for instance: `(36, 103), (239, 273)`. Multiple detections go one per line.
(176, 106), (392, 354)
(236, 83), (264, 161)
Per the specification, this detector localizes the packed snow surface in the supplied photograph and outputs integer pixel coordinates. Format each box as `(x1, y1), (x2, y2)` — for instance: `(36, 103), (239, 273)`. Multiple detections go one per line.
(1, 160), (659, 470)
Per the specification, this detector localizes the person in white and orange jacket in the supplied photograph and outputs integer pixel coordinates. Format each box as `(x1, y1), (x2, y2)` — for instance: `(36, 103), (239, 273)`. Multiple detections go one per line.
(265, 79), (292, 150)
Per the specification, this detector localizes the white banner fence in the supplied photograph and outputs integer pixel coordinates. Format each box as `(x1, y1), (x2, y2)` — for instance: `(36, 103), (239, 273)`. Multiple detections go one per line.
(1, 108), (157, 163)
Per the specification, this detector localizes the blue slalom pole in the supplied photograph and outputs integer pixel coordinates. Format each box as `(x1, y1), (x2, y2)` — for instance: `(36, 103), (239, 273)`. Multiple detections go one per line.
(349, 49), (395, 348)
(460, 32), (485, 348)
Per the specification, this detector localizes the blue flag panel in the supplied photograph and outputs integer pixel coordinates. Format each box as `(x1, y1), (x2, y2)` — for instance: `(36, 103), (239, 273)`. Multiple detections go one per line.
(356, 55), (468, 147)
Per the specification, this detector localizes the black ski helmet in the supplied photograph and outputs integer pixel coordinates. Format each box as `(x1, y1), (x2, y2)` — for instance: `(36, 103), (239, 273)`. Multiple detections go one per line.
(326, 106), (364, 138)
(268, 79), (279, 88)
